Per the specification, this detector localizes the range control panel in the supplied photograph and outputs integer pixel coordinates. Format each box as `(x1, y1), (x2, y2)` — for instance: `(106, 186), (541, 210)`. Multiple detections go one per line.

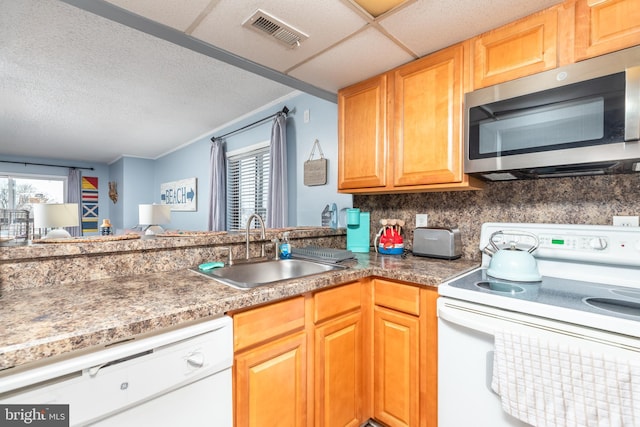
(481, 223), (640, 268)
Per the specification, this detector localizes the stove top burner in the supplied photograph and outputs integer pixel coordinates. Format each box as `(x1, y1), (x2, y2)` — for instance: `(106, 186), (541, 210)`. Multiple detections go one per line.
(445, 269), (640, 322)
(475, 280), (526, 294)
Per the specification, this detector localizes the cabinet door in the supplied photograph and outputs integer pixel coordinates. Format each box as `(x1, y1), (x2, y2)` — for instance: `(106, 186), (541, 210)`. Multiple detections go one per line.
(575, 0), (640, 60)
(472, 7), (558, 89)
(338, 74), (388, 190)
(315, 312), (364, 427)
(392, 44), (464, 187)
(234, 333), (307, 427)
(373, 306), (419, 427)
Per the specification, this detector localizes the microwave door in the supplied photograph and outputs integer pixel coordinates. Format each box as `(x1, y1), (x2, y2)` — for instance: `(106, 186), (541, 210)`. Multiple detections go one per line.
(467, 72), (627, 166)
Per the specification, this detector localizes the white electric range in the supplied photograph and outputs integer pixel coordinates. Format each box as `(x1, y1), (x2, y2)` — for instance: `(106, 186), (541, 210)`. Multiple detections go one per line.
(437, 223), (640, 427)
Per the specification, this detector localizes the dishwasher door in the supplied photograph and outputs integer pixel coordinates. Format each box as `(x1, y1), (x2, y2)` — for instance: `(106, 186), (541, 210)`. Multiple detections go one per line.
(90, 367), (231, 426)
(1, 316), (233, 427)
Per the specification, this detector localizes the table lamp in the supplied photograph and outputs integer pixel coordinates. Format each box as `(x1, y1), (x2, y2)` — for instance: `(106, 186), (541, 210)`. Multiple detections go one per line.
(33, 203), (80, 239)
(139, 204), (171, 235)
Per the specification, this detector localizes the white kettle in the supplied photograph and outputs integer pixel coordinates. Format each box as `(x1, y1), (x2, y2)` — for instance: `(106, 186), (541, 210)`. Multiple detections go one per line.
(483, 230), (542, 282)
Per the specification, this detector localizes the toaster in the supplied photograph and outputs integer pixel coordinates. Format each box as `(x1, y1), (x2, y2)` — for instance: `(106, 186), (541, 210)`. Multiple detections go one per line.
(412, 227), (462, 260)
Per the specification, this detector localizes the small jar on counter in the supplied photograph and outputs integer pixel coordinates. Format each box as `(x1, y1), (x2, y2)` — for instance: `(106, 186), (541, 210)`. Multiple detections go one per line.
(100, 219), (113, 236)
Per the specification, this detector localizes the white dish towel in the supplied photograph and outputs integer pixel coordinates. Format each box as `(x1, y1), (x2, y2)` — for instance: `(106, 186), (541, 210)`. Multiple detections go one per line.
(492, 328), (640, 427)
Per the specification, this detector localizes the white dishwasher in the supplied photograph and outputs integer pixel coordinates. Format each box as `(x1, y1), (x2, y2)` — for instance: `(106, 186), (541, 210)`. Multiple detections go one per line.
(0, 316), (233, 427)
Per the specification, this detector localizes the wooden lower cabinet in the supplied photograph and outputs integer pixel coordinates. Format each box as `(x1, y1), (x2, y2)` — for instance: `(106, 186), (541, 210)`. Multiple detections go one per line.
(234, 332), (308, 427)
(372, 279), (438, 427)
(315, 311), (364, 427)
(373, 306), (420, 427)
(232, 279), (437, 427)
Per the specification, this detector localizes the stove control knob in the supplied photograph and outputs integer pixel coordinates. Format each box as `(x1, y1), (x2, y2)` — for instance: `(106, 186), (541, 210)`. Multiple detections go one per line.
(588, 237), (608, 250)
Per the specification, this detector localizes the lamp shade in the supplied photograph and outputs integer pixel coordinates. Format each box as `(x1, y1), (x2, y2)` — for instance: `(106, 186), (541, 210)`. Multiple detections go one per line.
(139, 204), (171, 225)
(33, 203), (80, 229)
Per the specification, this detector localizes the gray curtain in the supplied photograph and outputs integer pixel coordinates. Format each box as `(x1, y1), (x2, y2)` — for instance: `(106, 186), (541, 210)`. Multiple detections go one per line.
(267, 112), (288, 228)
(208, 138), (227, 231)
(66, 168), (82, 236)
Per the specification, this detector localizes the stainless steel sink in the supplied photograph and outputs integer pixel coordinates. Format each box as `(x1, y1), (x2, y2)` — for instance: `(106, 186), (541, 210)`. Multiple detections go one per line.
(193, 258), (347, 290)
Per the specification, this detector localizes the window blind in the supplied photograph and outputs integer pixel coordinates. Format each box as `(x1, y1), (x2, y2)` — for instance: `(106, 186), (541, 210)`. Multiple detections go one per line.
(226, 147), (270, 230)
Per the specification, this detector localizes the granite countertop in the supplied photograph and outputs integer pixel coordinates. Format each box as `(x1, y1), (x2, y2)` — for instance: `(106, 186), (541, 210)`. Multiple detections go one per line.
(0, 253), (478, 372)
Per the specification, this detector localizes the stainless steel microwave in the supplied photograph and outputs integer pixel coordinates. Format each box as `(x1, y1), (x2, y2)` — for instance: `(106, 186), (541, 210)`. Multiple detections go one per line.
(464, 45), (640, 181)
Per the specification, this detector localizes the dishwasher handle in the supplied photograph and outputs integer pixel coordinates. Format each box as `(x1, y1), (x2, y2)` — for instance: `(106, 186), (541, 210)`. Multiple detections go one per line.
(186, 352), (205, 368)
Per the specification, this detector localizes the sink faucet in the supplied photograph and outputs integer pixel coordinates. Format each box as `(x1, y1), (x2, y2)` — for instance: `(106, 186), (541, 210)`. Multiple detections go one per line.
(245, 213), (266, 260)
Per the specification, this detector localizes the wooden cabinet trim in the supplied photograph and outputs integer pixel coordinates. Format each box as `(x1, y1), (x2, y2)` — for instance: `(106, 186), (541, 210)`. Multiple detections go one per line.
(420, 287), (439, 427)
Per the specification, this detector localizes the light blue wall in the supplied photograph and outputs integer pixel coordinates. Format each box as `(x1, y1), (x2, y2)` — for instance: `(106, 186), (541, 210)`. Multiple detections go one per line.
(3, 92), (351, 232)
(154, 92), (352, 230)
(114, 157), (155, 229)
(108, 158), (124, 229)
(291, 93), (352, 226)
(154, 139), (210, 230)
(0, 154), (111, 235)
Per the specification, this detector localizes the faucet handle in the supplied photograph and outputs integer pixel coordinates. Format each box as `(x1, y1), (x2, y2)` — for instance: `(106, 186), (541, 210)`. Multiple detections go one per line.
(220, 246), (233, 265)
(271, 238), (280, 260)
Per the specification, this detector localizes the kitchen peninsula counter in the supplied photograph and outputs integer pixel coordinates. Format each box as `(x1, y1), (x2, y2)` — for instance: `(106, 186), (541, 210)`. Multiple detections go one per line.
(0, 231), (478, 372)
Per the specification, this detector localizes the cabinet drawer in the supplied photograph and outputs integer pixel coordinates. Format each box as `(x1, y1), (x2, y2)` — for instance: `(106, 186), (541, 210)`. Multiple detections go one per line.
(233, 297), (305, 351)
(314, 282), (361, 324)
(374, 279), (420, 316)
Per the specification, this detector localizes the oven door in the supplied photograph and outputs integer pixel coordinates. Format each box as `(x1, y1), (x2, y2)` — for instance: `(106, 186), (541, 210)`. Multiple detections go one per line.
(437, 297), (640, 427)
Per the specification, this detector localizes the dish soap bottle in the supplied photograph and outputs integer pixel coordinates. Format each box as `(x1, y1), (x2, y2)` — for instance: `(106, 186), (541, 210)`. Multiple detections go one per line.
(280, 232), (291, 259)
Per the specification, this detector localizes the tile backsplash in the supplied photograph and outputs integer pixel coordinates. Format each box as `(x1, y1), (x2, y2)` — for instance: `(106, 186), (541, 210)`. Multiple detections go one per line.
(355, 174), (640, 261)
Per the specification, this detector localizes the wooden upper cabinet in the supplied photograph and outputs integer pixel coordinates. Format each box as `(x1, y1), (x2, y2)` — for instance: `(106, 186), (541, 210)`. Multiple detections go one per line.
(472, 7), (558, 89)
(338, 43), (483, 194)
(574, 0), (640, 61)
(393, 45), (464, 186)
(338, 74), (388, 190)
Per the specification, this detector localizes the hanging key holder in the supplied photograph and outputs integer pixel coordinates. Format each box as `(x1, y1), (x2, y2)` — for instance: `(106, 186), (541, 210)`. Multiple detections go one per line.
(304, 139), (328, 186)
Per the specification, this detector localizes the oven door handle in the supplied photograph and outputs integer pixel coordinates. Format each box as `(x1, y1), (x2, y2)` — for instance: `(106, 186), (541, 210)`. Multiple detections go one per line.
(438, 300), (495, 336)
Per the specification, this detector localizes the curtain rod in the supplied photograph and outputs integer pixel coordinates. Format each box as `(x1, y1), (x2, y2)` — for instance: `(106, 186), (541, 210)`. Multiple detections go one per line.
(0, 160), (95, 171)
(211, 106), (289, 142)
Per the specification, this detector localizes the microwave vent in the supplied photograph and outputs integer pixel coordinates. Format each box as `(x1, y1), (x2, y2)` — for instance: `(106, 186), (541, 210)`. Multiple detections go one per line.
(242, 10), (308, 48)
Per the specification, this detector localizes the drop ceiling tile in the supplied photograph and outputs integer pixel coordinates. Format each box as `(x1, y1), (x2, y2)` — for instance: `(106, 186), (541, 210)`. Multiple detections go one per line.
(288, 27), (414, 92)
(380, 0), (563, 57)
(191, 0), (368, 72)
(105, 0), (212, 32)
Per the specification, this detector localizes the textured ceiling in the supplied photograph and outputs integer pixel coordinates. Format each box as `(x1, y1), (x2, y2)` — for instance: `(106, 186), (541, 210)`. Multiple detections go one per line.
(1, 0), (563, 164)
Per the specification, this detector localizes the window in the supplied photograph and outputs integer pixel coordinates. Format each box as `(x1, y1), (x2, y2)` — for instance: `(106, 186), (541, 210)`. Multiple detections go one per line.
(226, 143), (270, 230)
(0, 174), (66, 211)
(0, 174), (66, 240)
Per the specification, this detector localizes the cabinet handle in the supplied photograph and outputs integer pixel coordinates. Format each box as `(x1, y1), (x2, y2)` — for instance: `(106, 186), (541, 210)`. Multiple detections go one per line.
(625, 66), (640, 141)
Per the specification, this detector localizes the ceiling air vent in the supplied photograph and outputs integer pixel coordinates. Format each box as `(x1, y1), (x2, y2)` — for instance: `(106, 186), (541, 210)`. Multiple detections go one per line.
(242, 10), (308, 49)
